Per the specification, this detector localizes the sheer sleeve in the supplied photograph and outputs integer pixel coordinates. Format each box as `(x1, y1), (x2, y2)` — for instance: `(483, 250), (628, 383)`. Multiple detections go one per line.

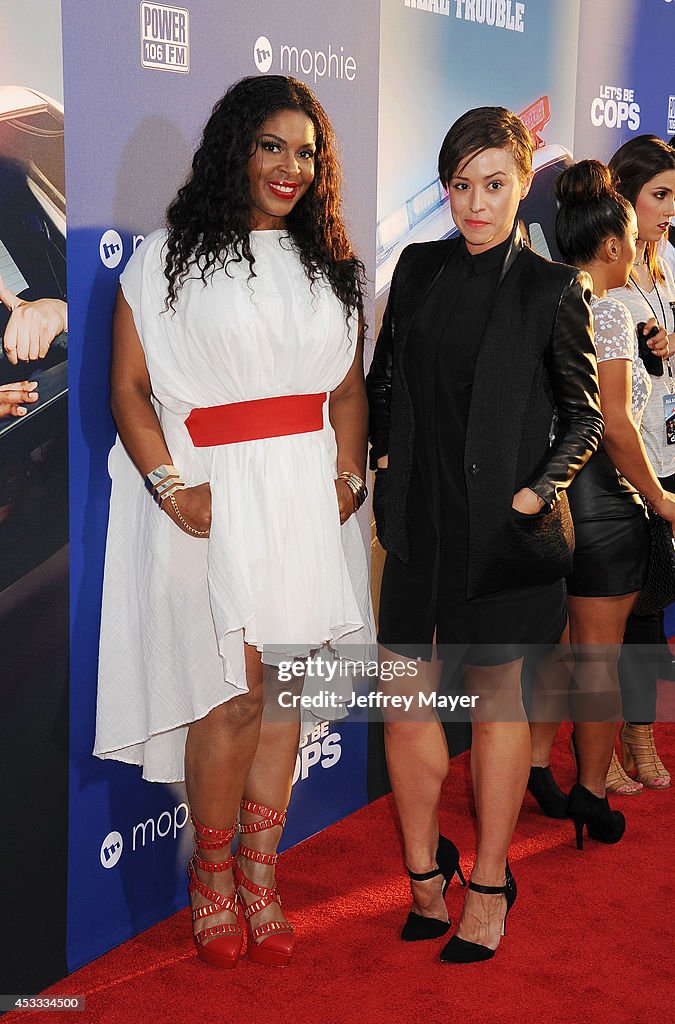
(592, 296), (635, 363)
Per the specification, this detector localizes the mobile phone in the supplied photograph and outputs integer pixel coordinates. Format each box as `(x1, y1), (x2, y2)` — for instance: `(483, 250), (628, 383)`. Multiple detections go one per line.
(637, 322), (664, 377)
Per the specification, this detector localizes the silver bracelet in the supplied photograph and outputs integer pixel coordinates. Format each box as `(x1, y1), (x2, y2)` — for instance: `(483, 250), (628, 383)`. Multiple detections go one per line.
(145, 464), (185, 505)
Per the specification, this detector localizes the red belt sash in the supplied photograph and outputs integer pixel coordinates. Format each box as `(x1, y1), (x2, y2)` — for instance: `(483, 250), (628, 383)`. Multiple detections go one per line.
(185, 393), (327, 447)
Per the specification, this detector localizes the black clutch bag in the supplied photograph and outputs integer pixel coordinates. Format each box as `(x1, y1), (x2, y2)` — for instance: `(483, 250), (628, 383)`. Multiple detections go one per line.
(633, 509), (675, 617)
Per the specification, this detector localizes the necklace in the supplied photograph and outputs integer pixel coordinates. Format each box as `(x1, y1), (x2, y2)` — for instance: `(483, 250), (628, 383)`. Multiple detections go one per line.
(632, 269), (668, 323)
(632, 268), (674, 394)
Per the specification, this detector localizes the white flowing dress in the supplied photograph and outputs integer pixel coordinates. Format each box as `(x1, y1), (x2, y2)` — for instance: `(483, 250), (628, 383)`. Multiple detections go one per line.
(94, 229), (374, 782)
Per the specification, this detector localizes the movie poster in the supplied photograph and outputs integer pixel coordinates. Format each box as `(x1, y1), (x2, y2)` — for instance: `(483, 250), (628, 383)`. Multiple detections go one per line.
(0, 0), (68, 995)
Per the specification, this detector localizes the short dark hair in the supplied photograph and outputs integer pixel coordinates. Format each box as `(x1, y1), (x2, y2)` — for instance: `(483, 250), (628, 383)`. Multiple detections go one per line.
(438, 106), (534, 186)
(554, 160), (633, 266)
(609, 135), (675, 283)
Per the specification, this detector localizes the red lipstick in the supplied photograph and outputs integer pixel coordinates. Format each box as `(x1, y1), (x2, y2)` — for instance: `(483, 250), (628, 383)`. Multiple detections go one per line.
(267, 181), (299, 200)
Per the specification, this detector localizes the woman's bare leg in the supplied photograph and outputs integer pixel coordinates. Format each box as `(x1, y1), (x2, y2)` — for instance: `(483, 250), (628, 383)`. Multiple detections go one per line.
(184, 642), (265, 936)
(380, 644), (450, 922)
(236, 664), (302, 934)
(453, 658), (529, 950)
(530, 721), (563, 766)
(568, 593), (637, 797)
(529, 624), (572, 766)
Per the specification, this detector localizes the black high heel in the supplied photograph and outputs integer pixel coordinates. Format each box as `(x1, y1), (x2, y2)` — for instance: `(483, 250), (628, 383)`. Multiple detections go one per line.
(401, 834), (466, 941)
(439, 861), (517, 964)
(527, 765), (568, 819)
(565, 782), (626, 850)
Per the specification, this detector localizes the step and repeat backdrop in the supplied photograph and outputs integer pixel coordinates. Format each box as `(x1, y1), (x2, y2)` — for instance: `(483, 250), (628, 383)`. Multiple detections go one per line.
(1, 0), (673, 992)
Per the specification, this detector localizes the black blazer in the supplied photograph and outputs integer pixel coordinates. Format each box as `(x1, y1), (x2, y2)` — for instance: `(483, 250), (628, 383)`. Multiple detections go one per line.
(366, 229), (604, 600)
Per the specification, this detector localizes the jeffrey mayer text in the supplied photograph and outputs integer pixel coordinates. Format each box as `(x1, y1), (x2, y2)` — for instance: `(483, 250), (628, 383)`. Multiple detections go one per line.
(277, 691), (480, 712)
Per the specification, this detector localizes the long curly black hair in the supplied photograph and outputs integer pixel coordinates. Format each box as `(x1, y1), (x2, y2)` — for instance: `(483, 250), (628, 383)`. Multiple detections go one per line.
(164, 75), (364, 320)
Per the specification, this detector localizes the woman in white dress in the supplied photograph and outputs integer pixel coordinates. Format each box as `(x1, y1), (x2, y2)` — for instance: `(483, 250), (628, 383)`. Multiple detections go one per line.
(94, 75), (373, 969)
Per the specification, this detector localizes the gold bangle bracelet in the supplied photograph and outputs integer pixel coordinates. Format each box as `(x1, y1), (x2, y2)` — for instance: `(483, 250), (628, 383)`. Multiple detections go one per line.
(168, 493), (209, 537)
(337, 471), (368, 510)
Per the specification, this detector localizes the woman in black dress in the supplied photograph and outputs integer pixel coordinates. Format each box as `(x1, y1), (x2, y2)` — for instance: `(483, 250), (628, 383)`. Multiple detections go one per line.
(528, 162), (675, 837)
(367, 107), (603, 963)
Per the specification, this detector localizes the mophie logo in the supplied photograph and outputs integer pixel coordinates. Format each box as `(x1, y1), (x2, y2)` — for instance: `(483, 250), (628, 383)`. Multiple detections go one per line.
(140, 2), (190, 74)
(253, 35), (273, 73)
(98, 805), (190, 869)
(99, 229), (124, 269)
(100, 831), (123, 868)
(99, 231), (145, 270)
(252, 33), (357, 83)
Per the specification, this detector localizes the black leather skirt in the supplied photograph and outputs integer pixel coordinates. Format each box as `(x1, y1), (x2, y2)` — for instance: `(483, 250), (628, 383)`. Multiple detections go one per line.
(566, 447), (649, 598)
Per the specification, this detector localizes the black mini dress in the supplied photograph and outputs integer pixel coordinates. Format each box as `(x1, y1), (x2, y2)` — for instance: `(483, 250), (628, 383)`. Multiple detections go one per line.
(565, 295), (650, 597)
(377, 235), (566, 666)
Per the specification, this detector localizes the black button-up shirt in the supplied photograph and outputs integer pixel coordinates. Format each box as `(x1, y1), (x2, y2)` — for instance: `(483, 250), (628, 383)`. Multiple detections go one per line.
(404, 231), (512, 571)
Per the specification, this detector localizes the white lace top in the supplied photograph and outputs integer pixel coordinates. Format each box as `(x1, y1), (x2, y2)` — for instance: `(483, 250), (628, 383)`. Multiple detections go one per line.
(609, 259), (675, 477)
(591, 295), (651, 430)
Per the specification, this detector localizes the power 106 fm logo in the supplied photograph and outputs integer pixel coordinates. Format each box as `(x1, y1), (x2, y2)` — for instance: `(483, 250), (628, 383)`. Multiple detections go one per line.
(293, 721), (341, 785)
(141, 2), (190, 74)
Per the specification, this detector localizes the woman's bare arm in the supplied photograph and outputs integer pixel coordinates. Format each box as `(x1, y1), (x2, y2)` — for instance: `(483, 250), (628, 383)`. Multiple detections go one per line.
(329, 320), (368, 523)
(111, 287), (211, 535)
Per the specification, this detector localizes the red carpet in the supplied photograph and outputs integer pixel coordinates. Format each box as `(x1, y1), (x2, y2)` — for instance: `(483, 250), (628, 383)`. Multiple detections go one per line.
(17, 721), (675, 1024)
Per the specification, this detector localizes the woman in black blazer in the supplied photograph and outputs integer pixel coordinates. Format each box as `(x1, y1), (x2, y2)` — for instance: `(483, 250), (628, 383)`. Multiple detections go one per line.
(366, 107), (603, 963)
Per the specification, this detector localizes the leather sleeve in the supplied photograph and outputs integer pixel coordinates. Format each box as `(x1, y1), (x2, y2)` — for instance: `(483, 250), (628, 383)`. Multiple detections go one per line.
(528, 271), (604, 507)
(366, 263), (398, 470)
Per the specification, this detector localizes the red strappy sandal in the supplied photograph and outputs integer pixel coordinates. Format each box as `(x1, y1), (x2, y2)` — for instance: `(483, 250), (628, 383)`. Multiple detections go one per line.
(188, 813), (243, 969)
(235, 799), (295, 967)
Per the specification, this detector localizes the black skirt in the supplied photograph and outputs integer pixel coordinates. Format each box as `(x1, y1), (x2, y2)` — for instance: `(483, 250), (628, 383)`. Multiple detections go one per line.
(378, 471), (566, 666)
(566, 447), (649, 598)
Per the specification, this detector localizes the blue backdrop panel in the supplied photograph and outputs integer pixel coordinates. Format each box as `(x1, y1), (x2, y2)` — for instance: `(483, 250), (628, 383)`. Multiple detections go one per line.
(574, 0), (675, 162)
(62, 0), (380, 972)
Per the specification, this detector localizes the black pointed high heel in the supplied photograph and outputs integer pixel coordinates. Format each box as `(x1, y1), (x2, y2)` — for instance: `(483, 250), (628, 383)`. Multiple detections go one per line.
(527, 765), (568, 819)
(401, 834), (466, 941)
(439, 861), (517, 963)
(565, 782), (625, 850)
